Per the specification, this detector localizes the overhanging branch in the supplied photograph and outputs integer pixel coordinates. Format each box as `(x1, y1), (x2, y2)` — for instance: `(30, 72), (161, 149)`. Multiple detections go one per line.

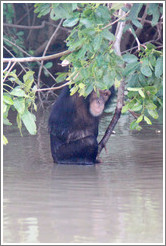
(3, 49), (72, 63)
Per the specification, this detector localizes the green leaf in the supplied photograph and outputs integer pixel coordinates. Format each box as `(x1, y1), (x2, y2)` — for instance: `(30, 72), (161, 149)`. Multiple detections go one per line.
(127, 87), (141, 92)
(63, 17), (79, 27)
(13, 98), (25, 114)
(122, 104), (129, 113)
(149, 54), (156, 67)
(17, 31), (24, 36)
(136, 115), (143, 123)
(132, 19), (143, 28)
(138, 73), (146, 84)
(72, 3), (78, 11)
(127, 87), (145, 98)
(8, 70), (22, 85)
(122, 53), (138, 63)
(114, 77), (121, 88)
(144, 116), (152, 125)
(140, 57), (149, 66)
(147, 3), (160, 26)
(70, 85), (78, 95)
(111, 3), (124, 11)
(93, 34), (103, 51)
(3, 135), (8, 145)
(21, 110), (37, 135)
(50, 4), (73, 20)
(56, 73), (68, 83)
(16, 113), (22, 135)
(147, 109), (159, 119)
(3, 103), (7, 113)
(23, 71), (35, 92)
(123, 62), (139, 76)
(34, 3), (50, 17)
(68, 39), (85, 51)
(85, 84), (94, 96)
(140, 65), (152, 77)
(144, 86), (158, 95)
(146, 102), (157, 110)
(80, 18), (93, 28)
(3, 95), (14, 105)
(33, 103), (37, 112)
(75, 46), (87, 59)
(138, 89), (145, 98)
(10, 87), (26, 97)
(131, 103), (142, 111)
(102, 29), (115, 41)
(44, 62), (53, 69)
(130, 120), (139, 130)
(155, 56), (163, 78)
(95, 5), (111, 21)
(128, 3), (143, 20)
(3, 118), (12, 126)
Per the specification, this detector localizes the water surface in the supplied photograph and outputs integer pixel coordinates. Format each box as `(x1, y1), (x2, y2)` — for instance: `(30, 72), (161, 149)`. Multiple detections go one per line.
(3, 111), (163, 244)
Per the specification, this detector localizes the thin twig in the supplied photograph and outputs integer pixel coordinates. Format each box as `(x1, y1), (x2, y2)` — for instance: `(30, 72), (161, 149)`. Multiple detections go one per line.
(37, 19), (63, 108)
(3, 38), (60, 82)
(102, 10), (130, 30)
(3, 21), (46, 29)
(128, 109), (140, 119)
(37, 19), (63, 89)
(36, 82), (70, 92)
(3, 62), (16, 83)
(129, 28), (141, 51)
(4, 46), (27, 73)
(36, 72), (79, 92)
(3, 61), (11, 73)
(121, 40), (162, 54)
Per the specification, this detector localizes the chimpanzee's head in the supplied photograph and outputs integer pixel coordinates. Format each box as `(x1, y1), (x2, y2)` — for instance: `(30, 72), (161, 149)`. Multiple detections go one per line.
(88, 89), (111, 117)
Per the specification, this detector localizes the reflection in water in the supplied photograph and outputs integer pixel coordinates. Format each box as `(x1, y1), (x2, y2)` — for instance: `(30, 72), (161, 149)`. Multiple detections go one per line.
(3, 112), (163, 243)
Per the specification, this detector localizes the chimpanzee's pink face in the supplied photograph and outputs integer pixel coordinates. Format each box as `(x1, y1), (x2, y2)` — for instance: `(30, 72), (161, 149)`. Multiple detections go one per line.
(89, 90), (111, 117)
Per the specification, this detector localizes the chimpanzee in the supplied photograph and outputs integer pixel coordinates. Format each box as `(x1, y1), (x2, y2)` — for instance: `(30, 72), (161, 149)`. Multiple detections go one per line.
(48, 85), (113, 165)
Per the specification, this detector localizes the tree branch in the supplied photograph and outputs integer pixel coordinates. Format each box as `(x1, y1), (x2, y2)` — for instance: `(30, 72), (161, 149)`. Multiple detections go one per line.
(3, 21), (46, 29)
(36, 82), (70, 92)
(36, 72), (79, 92)
(3, 39), (60, 83)
(37, 19), (63, 89)
(97, 9), (126, 157)
(102, 10), (129, 30)
(3, 62), (16, 83)
(98, 78), (125, 155)
(3, 49), (72, 63)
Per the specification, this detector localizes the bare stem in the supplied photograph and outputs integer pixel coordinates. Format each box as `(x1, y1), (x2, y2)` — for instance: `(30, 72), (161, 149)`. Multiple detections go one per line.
(102, 10), (129, 30)
(3, 62), (16, 83)
(3, 49), (72, 63)
(37, 19), (63, 89)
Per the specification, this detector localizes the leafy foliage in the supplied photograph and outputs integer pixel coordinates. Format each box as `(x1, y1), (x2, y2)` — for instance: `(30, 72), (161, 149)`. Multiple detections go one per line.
(3, 70), (37, 144)
(34, 3), (163, 130)
(122, 44), (163, 130)
(3, 4), (26, 57)
(35, 3), (124, 96)
(3, 2), (163, 142)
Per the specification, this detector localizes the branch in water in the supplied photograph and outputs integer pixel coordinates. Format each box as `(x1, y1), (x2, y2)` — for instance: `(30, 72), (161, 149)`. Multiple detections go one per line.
(97, 9), (126, 157)
(97, 78), (125, 156)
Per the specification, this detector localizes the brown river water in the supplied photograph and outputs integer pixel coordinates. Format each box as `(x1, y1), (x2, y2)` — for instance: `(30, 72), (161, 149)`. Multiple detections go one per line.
(3, 110), (164, 244)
